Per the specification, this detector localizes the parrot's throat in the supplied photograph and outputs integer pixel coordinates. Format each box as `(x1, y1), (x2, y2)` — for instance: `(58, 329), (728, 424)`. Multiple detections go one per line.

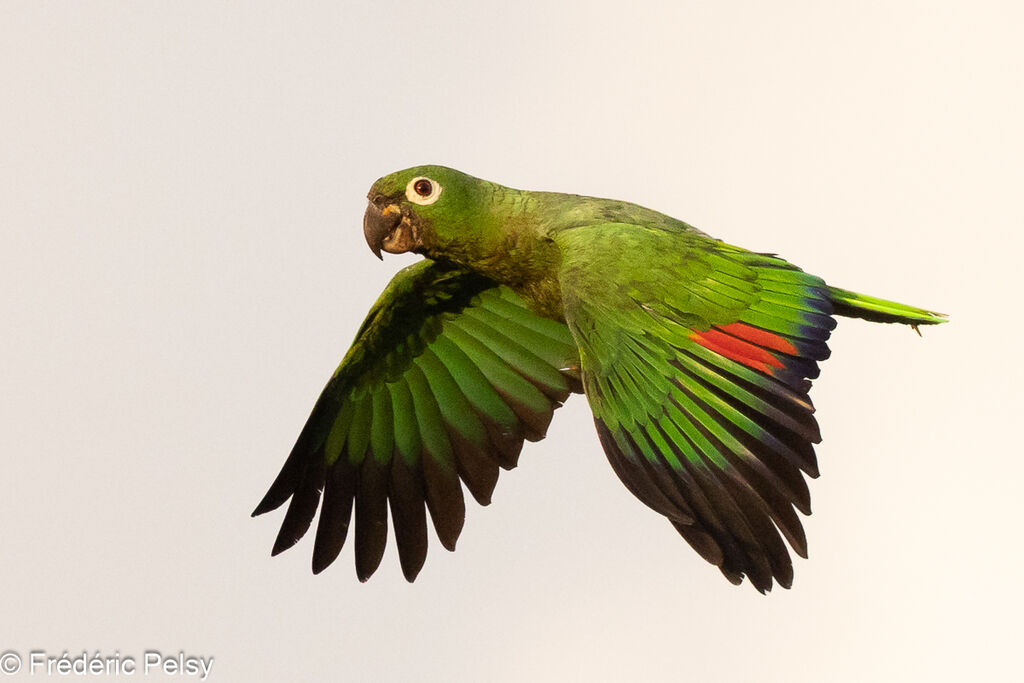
(421, 228), (565, 322)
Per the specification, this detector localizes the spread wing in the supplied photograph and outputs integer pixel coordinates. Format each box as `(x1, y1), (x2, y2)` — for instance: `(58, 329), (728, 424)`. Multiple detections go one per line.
(556, 223), (835, 592)
(253, 259), (581, 581)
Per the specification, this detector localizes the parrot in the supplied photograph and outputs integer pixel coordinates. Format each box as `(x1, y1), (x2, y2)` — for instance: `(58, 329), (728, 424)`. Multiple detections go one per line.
(253, 165), (945, 592)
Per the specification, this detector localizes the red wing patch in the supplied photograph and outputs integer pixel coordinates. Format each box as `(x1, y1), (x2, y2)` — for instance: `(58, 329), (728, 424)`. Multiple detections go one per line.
(688, 324), (796, 375)
(716, 322), (798, 355)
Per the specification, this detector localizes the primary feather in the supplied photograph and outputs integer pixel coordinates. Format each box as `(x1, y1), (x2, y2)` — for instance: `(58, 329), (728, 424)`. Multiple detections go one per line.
(255, 165), (945, 590)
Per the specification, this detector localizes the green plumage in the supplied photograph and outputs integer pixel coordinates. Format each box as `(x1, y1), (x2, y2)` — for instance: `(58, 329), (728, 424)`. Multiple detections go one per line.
(255, 165), (945, 591)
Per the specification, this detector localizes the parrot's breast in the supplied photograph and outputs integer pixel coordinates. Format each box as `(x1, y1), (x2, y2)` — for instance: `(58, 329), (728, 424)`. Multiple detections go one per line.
(510, 275), (567, 323)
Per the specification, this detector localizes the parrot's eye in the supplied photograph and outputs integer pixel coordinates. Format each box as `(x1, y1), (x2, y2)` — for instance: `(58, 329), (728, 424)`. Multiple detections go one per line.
(405, 176), (442, 205)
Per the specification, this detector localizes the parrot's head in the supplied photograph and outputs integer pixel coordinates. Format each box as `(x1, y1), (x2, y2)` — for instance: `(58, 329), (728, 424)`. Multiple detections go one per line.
(363, 165), (503, 260)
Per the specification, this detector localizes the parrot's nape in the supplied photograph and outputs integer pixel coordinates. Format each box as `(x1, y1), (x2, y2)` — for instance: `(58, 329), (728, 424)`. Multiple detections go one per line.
(254, 165), (946, 592)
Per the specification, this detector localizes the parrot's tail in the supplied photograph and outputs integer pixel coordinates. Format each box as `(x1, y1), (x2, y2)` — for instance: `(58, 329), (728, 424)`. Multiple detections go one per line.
(827, 286), (948, 327)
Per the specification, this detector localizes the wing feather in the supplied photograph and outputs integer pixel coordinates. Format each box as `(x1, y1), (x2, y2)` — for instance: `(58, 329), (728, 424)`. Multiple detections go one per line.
(312, 455), (356, 574)
(387, 455), (429, 581)
(354, 457), (389, 581)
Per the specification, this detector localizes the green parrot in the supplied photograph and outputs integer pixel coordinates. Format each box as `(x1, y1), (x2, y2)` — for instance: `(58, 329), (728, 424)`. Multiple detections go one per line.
(254, 165), (945, 592)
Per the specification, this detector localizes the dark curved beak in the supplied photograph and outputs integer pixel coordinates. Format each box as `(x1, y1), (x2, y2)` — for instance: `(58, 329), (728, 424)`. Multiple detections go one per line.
(362, 201), (402, 260)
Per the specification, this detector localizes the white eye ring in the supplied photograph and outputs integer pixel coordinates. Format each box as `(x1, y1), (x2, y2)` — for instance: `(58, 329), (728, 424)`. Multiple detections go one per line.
(405, 176), (443, 205)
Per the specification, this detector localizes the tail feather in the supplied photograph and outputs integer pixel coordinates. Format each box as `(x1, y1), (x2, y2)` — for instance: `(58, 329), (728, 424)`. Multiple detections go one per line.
(827, 286), (947, 327)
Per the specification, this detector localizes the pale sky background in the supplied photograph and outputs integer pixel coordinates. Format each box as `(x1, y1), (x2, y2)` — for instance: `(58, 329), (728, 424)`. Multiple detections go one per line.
(1, 2), (1021, 681)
